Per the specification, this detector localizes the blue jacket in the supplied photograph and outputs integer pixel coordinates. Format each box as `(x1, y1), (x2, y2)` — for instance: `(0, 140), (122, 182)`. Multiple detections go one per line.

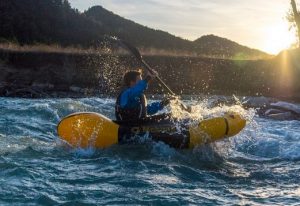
(119, 80), (163, 115)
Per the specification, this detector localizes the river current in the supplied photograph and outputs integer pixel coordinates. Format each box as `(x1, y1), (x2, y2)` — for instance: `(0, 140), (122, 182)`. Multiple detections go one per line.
(0, 97), (299, 205)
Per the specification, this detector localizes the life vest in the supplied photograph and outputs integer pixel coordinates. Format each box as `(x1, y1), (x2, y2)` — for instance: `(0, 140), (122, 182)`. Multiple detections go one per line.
(115, 90), (147, 121)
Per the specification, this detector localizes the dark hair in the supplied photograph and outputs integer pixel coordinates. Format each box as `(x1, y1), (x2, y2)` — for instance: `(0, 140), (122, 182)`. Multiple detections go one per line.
(123, 70), (142, 86)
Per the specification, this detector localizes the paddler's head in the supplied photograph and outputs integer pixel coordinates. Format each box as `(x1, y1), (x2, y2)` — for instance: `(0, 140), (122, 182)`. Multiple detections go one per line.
(123, 70), (142, 87)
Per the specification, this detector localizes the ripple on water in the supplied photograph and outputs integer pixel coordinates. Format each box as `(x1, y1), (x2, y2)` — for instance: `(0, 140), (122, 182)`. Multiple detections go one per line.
(0, 97), (299, 205)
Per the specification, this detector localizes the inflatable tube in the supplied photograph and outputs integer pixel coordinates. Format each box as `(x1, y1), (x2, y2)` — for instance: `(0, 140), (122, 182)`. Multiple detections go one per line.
(57, 112), (246, 149)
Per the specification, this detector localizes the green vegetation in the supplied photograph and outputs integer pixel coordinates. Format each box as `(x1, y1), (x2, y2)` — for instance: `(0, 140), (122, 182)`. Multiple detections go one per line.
(0, 0), (271, 59)
(290, 0), (300, 47)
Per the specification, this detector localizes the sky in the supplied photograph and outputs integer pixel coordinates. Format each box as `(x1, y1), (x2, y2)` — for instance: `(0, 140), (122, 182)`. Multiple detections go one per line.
(68, 0), (297, 54)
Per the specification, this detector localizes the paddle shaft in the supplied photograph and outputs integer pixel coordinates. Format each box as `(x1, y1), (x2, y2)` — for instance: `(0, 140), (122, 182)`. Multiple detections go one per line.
(141, 59), (189, 111)
(141, 59), (175, 96)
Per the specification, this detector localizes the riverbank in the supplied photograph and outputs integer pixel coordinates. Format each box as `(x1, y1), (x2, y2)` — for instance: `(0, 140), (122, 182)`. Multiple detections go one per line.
(0, 46), (299, 101)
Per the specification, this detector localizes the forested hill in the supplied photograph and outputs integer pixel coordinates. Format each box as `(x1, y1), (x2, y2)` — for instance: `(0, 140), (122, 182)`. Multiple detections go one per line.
(193, 35), (269, 59)
(84, 6), (191, 52)
(0, 0), (271, 59)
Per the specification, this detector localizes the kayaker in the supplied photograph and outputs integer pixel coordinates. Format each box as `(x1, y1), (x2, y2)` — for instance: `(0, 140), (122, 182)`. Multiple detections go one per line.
(115, 70), (170, 122)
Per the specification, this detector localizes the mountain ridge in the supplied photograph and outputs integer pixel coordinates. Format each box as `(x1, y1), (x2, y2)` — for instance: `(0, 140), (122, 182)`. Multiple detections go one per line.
(0, 0), (272, 59)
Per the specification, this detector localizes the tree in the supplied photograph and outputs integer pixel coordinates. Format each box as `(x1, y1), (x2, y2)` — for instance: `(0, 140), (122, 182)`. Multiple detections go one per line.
(291, 0), (300, 47)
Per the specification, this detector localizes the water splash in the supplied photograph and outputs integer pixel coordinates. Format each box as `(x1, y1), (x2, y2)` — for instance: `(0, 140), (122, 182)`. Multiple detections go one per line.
(1, 97), (300, 205)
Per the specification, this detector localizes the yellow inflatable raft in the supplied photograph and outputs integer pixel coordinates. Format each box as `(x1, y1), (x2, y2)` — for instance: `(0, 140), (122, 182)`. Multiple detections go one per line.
(57, 112), (246, 149)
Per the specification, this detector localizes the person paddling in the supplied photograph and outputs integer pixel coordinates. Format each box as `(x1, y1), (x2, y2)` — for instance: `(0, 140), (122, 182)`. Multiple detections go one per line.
(115, 70), (170, 122)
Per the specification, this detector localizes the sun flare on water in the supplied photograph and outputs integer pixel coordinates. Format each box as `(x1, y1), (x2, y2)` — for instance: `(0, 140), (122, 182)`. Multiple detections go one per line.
(263, 21), (297, 54)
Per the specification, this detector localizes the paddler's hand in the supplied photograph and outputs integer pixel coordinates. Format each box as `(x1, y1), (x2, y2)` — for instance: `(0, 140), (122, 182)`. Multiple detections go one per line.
(162, 96), (192, 112)
(145, 70), (158, 82)
(161, 96), (177, 107)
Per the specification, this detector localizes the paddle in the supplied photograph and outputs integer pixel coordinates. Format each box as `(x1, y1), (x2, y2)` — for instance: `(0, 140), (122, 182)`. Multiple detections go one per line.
(116, 39), (191, 112)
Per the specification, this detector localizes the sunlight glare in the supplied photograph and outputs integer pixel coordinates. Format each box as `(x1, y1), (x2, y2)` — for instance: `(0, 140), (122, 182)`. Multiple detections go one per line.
(263, 21), (297, 54)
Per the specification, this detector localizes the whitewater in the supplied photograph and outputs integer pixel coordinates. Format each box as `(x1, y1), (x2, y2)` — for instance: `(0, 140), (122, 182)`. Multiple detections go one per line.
(0, 96), (299, 205)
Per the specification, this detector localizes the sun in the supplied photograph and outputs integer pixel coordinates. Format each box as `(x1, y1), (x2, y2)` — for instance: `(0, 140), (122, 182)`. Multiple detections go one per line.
(263, 21), (297, 54)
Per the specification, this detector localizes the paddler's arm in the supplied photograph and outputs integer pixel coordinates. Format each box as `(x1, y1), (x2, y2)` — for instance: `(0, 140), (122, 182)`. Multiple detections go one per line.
(119, 80), (148, 108)
(147, 98), (171, 115)
(127, 80), (148, 97)
(147, 102), (163, 115)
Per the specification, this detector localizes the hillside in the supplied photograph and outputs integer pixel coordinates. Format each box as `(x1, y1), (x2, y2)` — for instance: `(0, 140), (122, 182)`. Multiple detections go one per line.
(84, 6), (192, 52)
(193, 35), (269, 59)
(0, 0), (270, 59)
(0, 0), (103, 46)
(0, 0), (271, 59)
(85, 6), (271, 59)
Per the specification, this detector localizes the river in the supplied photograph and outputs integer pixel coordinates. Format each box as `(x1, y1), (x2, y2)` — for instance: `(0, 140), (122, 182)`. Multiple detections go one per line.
(0, 97), (299, 205)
